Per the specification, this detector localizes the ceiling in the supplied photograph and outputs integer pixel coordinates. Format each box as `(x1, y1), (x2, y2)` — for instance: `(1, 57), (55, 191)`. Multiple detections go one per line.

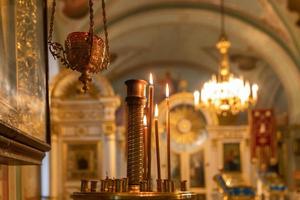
(50, 0), (300, 120)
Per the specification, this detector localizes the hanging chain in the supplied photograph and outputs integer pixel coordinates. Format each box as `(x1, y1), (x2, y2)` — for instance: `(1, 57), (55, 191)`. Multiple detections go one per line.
(102, 0), (110, 68)
(220, 0), (225, 37)
(48, 0), (70, 68)
(48, 0), (56, 42)
(88, 0), (94, 50)
(218, 0), (231, 80)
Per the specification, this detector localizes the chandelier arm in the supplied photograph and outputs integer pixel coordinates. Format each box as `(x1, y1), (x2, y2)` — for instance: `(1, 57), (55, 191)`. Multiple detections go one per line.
(102, 0), (111, 68)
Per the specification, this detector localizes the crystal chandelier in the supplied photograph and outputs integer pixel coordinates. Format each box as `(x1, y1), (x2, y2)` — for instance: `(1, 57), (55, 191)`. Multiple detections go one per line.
(195, 0), (258, 115)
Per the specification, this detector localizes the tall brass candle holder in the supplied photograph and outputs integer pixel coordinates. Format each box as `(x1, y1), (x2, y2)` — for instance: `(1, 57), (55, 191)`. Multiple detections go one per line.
(71, 79), (200, 200)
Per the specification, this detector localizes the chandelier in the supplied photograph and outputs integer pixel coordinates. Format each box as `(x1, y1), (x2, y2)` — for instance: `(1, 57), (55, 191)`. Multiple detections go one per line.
(195, 0), (258, 115)
(48, 0), (110, 92)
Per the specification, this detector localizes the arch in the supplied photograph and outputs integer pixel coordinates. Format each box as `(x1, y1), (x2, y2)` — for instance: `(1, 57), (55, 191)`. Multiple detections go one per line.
(92, 3), (300, 121)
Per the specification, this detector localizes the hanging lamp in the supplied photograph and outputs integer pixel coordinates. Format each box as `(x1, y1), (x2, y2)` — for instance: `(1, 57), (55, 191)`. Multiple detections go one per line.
(48, 0), (110, 92)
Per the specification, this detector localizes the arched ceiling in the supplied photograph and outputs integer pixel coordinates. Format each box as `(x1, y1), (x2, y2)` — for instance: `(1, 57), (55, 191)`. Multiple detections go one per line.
(49, 0), (300, 121)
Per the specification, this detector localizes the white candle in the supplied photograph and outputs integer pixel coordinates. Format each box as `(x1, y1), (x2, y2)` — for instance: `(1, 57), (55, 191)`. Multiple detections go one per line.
(165, 84), (171, 180)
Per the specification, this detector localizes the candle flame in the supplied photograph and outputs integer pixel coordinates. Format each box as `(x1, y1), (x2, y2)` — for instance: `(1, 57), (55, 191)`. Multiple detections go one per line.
(143, 115), (147, 126)
(155, 104), (159, 118)
(149, 73), (153, 85)
(166, 84), (169, 98)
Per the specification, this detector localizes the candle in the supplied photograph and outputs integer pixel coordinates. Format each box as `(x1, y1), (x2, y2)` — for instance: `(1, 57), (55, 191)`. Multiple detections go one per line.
(154, 104), (161, 181)
(166, 83), (171, 180)
(147, 73), (154, 180)
(143, 115), (148, 180)
(193, 90), (200, 109)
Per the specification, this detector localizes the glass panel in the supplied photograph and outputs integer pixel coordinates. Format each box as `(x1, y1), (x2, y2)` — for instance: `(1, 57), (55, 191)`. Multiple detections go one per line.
(0, 0), (47, 142)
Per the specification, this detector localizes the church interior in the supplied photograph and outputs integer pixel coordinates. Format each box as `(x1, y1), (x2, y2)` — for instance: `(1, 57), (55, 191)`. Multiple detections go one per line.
(1, 0), (300, 199)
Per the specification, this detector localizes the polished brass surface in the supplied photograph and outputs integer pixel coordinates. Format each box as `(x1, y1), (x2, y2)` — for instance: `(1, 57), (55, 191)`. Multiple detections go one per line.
(125, 80), (148, 98)
(125, 80), (147, 190)
(71, 191), (201, 200)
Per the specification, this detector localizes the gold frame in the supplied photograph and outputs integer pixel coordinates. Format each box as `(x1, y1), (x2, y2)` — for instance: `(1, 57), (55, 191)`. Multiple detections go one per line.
(63, 141), (102, 182)
(0, 0), (50, 165)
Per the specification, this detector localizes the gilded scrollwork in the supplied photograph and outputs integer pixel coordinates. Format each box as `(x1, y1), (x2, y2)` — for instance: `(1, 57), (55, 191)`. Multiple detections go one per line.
(0, 0), (47, 142)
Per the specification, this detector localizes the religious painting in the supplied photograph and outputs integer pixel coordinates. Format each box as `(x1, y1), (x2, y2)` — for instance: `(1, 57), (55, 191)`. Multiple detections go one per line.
(0, 0), (48, 142)
(66, 143), (98, 180)
(171, 153), (181, 182)
(223, 143), (241, 172)
(190, 150), (205, 188)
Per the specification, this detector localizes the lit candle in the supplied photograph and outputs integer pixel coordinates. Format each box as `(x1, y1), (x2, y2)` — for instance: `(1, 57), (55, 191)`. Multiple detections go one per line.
(143, 115), (148, 180)
(147, 73), (154, 181)
(166, 83), (171, 180)
(193, 90), (200, 109)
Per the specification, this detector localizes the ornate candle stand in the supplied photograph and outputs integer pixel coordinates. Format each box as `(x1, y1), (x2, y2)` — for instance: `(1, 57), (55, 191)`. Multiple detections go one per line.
(71, 80), (200, 200)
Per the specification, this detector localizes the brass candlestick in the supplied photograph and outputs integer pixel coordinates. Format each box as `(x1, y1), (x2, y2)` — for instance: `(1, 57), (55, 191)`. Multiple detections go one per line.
(125, 79), (147, 192)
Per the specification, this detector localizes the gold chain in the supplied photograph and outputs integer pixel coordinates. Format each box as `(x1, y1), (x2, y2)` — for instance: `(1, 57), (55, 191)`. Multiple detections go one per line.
(102, 0), (110, 67)
(48, 0), (56, 43)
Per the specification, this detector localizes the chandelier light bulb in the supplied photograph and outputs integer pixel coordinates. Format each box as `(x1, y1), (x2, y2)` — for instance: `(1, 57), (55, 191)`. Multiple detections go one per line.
(149, 73), (153, 85)
(252, 84), (259, 101)
(166, 84), (169, 98)
(194, 90), (200, 107)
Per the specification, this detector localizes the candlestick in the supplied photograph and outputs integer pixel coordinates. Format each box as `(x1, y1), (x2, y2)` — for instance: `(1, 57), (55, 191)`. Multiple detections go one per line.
(166, 83), (171, 180)
(143, 115), (148, 180)
(154, 104), (161, 181)
(125, 79), (147, 191)
(147, 73), (154, 182)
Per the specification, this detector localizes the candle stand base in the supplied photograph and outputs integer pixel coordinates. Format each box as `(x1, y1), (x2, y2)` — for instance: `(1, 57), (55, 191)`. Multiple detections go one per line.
(71, 191), (201, 200)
